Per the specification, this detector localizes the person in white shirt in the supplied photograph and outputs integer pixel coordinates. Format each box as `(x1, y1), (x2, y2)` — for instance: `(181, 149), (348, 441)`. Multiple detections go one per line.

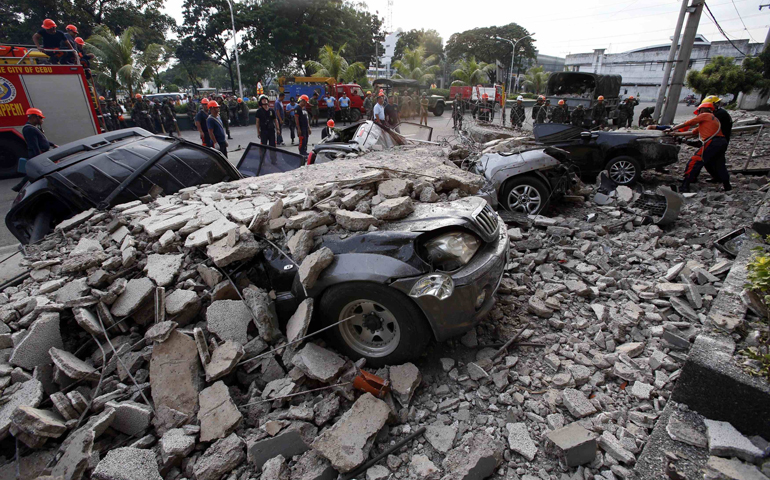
(373, 94), (386, 123)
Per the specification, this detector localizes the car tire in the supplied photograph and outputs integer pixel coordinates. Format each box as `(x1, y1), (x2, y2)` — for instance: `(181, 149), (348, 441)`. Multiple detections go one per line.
(606, 156), (641, 185)
(501, 175), (550, 215)
(349, 109), (361, 122)
(0, 136), (26, 179)
(318, 282), (431, 367)
(433, 103), (444, 116)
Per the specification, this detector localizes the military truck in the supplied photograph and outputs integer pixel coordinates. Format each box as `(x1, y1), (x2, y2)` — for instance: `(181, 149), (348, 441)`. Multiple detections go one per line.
(372, 78), (445, 116)
(545, 72), (622, 125)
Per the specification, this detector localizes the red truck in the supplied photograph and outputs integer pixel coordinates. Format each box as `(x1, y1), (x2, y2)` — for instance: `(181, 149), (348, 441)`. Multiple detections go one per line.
(449, 84), (503, 105)
(0, 45), (101, 178)
(277, 77), (367, 122)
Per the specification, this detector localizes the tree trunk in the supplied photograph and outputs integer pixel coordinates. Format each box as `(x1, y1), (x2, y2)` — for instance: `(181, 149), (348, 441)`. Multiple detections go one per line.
(226, 60), (235, 94)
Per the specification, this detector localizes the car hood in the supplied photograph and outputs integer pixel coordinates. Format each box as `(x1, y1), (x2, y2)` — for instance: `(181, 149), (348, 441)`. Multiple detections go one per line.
(473, 148), (565, 181)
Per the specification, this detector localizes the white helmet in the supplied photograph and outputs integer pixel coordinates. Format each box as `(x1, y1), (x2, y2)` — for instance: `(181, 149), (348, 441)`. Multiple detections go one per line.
(516, 96), (524, 101)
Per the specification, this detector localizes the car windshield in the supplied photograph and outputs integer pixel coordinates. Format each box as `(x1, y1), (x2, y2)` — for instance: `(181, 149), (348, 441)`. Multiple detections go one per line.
(237, 143), (306, 176)
(350, 86), (364, 97)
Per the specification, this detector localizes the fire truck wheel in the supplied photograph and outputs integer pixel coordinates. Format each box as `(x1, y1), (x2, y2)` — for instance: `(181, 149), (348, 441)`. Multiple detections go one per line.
(349, 109), (361, 122)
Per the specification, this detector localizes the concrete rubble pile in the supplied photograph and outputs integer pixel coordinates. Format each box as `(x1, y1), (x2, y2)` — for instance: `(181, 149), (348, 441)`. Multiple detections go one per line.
(0, 148), (495, 480)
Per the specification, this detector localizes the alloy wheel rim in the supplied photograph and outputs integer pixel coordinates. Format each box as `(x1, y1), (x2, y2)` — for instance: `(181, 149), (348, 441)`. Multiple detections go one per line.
(508, 185), (542, 214)
(339, 300), (400, 357)
(610, 160), (636, 184)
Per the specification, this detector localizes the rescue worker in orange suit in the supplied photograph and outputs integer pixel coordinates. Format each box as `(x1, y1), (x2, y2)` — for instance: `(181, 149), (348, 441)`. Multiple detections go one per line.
(665, 102), (731, 193)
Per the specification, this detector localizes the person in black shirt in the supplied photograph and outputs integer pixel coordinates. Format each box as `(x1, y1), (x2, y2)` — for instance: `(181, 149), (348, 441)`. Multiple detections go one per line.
(294, 95), (311, 158)
(22, 108), (56, 158)
(384, 96), (400, 132)
(255, 96), (280, 146)
(321, 119), (335, 140)
(195, 98), (211, 146)
(33, 19), (69, 64)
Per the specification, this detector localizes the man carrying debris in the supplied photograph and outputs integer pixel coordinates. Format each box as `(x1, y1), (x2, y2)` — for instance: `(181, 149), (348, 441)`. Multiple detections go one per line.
(665, 102), (732, 193)
(638, 106), (655, 127)
(255, 95), (280, 147)
(510, 96), (526, 129)
(195, 98), (211, 147)
(206, 100), (228, 155)
(591, 96), (607, 128)
(571, 104), (586, 127)
(550, 100), (569, 124)
(704, 95), (733, 145)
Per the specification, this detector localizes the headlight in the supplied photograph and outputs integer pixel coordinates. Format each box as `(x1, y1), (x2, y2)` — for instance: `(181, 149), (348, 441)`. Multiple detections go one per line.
(423, 231), (481, 271)
(410, 273), (454, 300)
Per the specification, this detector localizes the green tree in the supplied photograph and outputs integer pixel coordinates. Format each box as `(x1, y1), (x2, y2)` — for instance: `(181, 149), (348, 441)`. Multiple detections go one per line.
(394, 29), (444, 61)
(391, 47), (441, 84)
(687, 56), (770, 102)
(394, 29), (422, 60)
(305, 44), (367, 83)
(87, 26), (163, 99)
(451, 56), (493, 86)
(521, 66), (549, 95)
(446, 23), (535, 79)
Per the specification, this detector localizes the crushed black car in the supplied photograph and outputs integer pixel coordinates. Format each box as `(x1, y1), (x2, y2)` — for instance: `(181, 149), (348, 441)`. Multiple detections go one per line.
(533, 123), (680, 185)
(7, 128), (242, 244)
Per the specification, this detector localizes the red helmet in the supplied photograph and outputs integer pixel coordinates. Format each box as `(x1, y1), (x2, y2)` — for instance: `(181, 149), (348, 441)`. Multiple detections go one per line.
(118, 115), (125, 121)
(208, 100), (220, 108)
(597, 96), (605, 101)
(66, 24), (78, 33)
(135, 93), (142, 99)
(327, 119), (335, 127)
(237, 98), (243, 103)
(201, 98), (209, 104)
(26, 108), (45, 118)
(558, 100), (565, 105)
(42, 19), (56, 29)
(299, 94), (309, 102)
(98, 96), (105, 100)
(74, 37), (85, 45)
(482, 93), (489, 99)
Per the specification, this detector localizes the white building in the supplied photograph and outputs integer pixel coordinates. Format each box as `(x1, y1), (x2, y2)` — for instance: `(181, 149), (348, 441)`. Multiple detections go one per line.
(564, 36), (764, 101)
(368, 31), (400, 79)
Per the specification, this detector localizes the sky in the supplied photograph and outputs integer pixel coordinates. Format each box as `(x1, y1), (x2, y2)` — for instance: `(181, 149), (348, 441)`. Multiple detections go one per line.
(162, 0), (770, 59)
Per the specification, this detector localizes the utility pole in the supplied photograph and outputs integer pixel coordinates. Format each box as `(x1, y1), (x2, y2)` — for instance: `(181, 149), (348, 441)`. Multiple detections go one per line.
(761, 4), (770, 48)
(653, 0), (689, 123)
(661, 0), (704, 125)
(227, 0), (243, 99)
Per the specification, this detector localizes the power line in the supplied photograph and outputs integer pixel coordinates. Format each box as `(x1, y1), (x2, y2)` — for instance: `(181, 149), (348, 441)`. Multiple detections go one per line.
(704, 1), (749, 54)
(730, 0), (758, 41)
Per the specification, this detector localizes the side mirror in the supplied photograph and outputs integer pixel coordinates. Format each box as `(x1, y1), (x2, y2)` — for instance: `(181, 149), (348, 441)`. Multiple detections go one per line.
(580, 132), (592, 139)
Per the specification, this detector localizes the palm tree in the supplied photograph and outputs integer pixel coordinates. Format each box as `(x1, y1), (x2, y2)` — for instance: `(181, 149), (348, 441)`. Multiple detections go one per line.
(87, 26), (164, 99)
(391, 47), (441, 84)
(305, 44), (366, 83)
(521, 66), (549, 95)
(451, 56), (493, 86)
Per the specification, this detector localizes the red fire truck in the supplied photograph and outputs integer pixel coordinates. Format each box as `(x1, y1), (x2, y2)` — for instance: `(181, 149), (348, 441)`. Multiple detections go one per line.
(277, 77), (367, 122)
(0, 45), (101, 177)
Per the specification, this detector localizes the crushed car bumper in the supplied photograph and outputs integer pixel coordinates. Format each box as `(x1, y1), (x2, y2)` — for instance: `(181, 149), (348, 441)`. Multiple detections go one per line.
(390, 221), (508, 341)
(476, 181), (499, 209)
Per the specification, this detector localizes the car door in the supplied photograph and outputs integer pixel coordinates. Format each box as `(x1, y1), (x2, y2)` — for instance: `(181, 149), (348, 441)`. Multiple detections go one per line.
(533, 124), (603, 176)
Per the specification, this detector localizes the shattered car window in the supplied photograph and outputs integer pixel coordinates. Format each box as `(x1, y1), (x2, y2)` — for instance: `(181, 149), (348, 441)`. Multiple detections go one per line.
(237, 142), (305, 177)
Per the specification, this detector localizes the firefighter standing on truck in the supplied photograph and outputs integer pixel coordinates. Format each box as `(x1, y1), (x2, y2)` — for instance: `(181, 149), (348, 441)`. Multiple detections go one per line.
(665, 102), (732, 193)
(33, 19), (70, 64)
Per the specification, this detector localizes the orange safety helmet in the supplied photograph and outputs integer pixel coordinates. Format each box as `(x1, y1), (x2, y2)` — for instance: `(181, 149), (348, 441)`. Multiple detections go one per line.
(208, 100), (220, 108)
(299, 94), (309, 102)
(26, 108), (45, 118)
(237, 98), (243, 103)
(98, 96), (105, 100)
(118, 115), (125, 121)
(66, 24), (78, 33)
(74, 37), (85, 45)
(597, 96), (605, 101)
(42, 19), (56, 29)
(482, 93), (489, 99)
(694, 102), (714, 114)
(135, 93), (142, 99)
(327, 119), (335, 127)
(628, 95), (635, 100)
(558, 99), (565, 105)
(201, 98), (209, 104)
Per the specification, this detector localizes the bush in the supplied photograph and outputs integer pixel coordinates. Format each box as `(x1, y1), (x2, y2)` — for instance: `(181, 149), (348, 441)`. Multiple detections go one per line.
(174, 104), (187, 114)
(429, 88), (450, 99)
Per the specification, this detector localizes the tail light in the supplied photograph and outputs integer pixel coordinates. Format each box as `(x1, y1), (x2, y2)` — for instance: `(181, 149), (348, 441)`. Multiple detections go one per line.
(307, 152), (315, 165)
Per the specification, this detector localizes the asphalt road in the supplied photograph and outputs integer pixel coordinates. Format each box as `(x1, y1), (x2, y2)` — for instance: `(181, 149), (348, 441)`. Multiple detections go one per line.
(0, 101), (694, 249)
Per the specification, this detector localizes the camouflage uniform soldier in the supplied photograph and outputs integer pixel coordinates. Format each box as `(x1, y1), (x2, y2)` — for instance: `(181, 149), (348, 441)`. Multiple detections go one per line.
(108, 101), (125, 130)
(98, 96), (113, 131)
(571, 104), (586, 127)
(363, 92), (373, 120)
(550, 100), (570, 124)
(228, 97), (240, 126)
(309, 93), (320, 126)
(403, 92), (412, 119)
(532, 96), (548, 124)
(510, 96), (526, 129)
(452, 93), (464, 130)
(217, 96), (232, 139)
(150, 102), (163, 133)
(161, 99), (177, 137)
(591, 96), (607, 128)
(238, 98), (249, 125)
(132, 94), (154, 132)
(187, 100), (197, 130)
(625, 96), (638, 128)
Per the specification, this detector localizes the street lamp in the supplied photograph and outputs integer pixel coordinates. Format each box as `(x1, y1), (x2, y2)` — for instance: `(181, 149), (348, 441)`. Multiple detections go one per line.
(492, 34), (534, 94)
(226, 0), (244, 99)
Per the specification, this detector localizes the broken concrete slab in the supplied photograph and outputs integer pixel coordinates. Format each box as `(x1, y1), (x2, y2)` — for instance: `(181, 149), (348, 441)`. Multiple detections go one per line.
(335, 210), (379, 231)
(441, 432), (504, 480)
(110, 277), (154, 318)
(55, 278), (90, 304)
(390, 362), (421, 407)
(207, 234), (262, 268)
(507, 422), (538, 461)
(292, 343), (346, 383)
(287, 229), (314, 264)
(248, 422), (317, 469)
(49, 347), (99, 381)
(298, 247), (334, 290)
(198, 381), (242, 442)
(243, 286), (280, 343)
(11, 406), (66, 439)
(193, 433), (246, 480)
(149, 330), (201, 419)
(159, 428), (196, 464)
(703, 456), (769, 480)
(205, 340), (244, 382)
(104, 401), (153, 436)
(545, 422), (597, 467)
(144, 320), (177, 343)
(562, 388), (597, 419)
(9, 313), (63, 370)
(291, 449), (337, 480)
(164, 289), (201, 326)
(145, 254), (183, 287)
(312, 393), (391, 472)
(378, 179), (410, 199)
(704, 418), (766, 463)
(184, 217), (237, 248)
(372, 196), (414, 220)
(286, 298), (313, 344)
(73, 308), (103, 337)
(262, 455), (289, 480)
(598, 431), (635, 465)
(197, 265), (223, 288)
(206, 299), (252, 344)
(425, 424), (457, 454)
(410, 454), (439, 479)
(92, 447), (162, 480)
